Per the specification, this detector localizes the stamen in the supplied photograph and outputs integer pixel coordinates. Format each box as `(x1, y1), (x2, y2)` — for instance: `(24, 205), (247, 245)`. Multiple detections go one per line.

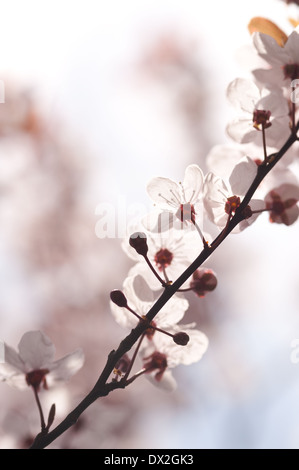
(179, 181), (186, 201)
(188, 189), (196, 203)
(169, 189), (181, 204)
(158, 193), (172, 204)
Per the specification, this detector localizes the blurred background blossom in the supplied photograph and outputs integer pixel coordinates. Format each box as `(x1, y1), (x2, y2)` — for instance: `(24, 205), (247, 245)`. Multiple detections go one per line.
(0, 0), (299, 449)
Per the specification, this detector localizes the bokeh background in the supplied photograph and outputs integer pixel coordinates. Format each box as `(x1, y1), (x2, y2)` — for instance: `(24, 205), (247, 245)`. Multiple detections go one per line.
(0, 0), (299, 449)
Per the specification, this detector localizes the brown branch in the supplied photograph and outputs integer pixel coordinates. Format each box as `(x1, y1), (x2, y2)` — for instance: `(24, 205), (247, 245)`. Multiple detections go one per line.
(29, 123), (298, 449)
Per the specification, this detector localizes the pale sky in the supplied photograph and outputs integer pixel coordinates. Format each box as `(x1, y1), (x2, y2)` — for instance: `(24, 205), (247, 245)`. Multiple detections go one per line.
(1, 0), (299, 449)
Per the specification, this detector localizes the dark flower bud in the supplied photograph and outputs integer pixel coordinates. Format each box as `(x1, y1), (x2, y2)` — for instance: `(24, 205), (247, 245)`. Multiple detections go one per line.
(110, 290), (128, 307)
(47, 403), (56, 430)
(129, 232), (148, 256)
(242, 205), (253, 219)
(190, 268), (217, 297)
(173, 332), (189, 346)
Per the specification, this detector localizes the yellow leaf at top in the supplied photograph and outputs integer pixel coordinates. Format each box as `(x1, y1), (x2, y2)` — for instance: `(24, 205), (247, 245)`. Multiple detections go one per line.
(289, 17), (299, 28)
(248, 17), (288, 47)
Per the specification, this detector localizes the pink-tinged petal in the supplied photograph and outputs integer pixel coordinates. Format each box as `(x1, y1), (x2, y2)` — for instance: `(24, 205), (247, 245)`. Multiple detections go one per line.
(266, 117), (290, 148)
(235, 44), (268, 72)
(265, 183), (299, 226)
(226, 119), (257, 144)
(126, 273), (188, 327)
(110, 275), (146, 329)
(131, 274), (154, 303)
(206, 145), (244, 179)
(18, 331), (55, 371)
(0, 345), (27, 388)
(172, 329), (209, 366)
(128, 262), (161, 291)
(229, 156), (258, 196)
(283, 205), (299, 226)
(146, 370), (177, 392)
(253, 32), (287, 66)
(182, 164), (204, 203)
(146, 177), (181, 210)
(252, 67), (285, 87)
(276, 183), (299, 200)
(203, 172), (229, 208)
(284, 29), (299, 64)
(258, 89), (289, 117)
(48, 349), (84, 383)
(1, 373), (28, 390)
(110, 297), (141, 329)
(142, 210), (176, 233)
(2, 344), (26, 372)
(156, 328), (209, 368)
(227, 78), (259, 113)
(238, 199), (265, 232)
(155, 295), (189, 328)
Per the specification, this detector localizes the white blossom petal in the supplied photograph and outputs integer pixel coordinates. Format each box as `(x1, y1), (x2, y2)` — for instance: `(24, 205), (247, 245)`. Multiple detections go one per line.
(229, 156), (258, 196)
(203, 172), (229, 223)
(252, 67), (284, 87)
(142, 210), (176, 233)
(18, 331), (56, 371)
(147, 177), (181, 210)
(1, 373), (28, 390)
(2, 344), (26, 373)
(258, 89), (289, 117)
(284, 28), (299, 64)
(154, 295), (189, 328)
(227, 78), (259, 113)
(131, 274), (154, 304)
(48, 349), (85, 383)
(182, 164), (204, 203)
(206, 144), (245, 179)
(283, 205), (299, 226)
(238, 199), (265, 232)
(153, 327), (209, 368)
(146, 370), (177, 392)
(226, 119), (257, 144)
(253, 32), (287, 66)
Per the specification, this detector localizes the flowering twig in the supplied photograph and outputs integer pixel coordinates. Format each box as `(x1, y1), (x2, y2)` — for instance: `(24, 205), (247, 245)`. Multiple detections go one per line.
(29, 119), (299, 449)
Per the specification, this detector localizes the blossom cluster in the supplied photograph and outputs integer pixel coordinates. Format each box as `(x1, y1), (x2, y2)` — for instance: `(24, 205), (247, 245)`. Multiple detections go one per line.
(109, 18), (299, 390)
(1, 8), (299, 447)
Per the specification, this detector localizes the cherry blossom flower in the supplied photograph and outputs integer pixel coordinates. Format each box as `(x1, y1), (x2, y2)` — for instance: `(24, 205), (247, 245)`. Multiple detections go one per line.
(252, 26), (299, 86)
(265, 183), (299, 225)
(145, 164), (204, 231)
(110, 273), (188, 331)
(203, 172), (264, 232)
(206, 144), (298, 193)
(0, 331), (84, 390)
(123, 227), (202, 289)
(226, 78), (289, 147)
(140, 324), (209, 391)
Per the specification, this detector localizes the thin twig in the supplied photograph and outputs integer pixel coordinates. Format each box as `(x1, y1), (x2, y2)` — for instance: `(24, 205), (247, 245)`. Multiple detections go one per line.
(30, 123), (298, 449)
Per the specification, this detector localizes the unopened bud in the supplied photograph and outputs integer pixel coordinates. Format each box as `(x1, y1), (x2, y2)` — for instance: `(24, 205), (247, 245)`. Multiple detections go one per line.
(190, 268), (217, 297)
(110, 290), (128, 307)
(47, 403), (56, 430)
(242, 205), (253, 219)
(129, 232), (148, 256)
(173, 332), (189, 346)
